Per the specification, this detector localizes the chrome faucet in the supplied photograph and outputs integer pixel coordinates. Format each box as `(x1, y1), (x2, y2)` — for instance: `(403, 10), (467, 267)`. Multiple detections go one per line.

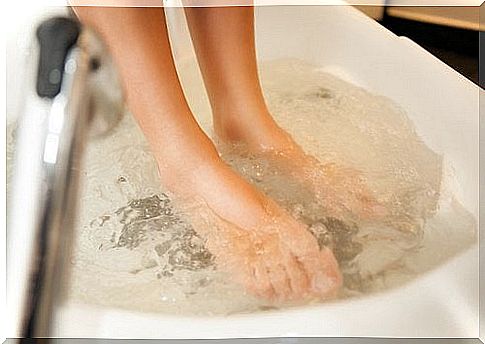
(7, 16), (124, 339)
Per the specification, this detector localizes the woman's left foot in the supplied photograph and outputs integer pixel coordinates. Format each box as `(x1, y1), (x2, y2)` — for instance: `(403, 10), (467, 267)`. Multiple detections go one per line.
(213, 108), (384, 221)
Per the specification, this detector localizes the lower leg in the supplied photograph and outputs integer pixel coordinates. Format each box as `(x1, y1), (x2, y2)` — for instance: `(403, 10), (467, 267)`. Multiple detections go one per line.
(184, 6), (292, 151)
(74, 7), (220, 183)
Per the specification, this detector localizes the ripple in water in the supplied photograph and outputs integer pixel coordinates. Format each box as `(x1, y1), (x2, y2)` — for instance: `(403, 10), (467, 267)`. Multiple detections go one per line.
(8, 59), (476, 315)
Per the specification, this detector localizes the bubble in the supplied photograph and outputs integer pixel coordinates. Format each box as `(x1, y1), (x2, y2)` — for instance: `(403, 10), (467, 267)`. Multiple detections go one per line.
(8, 58), (472, 315)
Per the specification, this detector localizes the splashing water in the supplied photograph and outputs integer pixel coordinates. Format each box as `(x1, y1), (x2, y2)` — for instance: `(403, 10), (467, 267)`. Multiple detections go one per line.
(7, 59), (477, 315)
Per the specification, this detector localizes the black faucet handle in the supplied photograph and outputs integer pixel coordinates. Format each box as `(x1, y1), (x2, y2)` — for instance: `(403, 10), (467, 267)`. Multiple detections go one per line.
(36, 17), (80, 98)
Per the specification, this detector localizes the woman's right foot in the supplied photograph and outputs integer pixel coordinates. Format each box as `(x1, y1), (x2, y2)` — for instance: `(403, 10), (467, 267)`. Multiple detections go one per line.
(155, 140), (341, 302)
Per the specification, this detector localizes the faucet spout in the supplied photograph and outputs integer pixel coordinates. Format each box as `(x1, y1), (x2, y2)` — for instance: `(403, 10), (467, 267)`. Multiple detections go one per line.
(7, 16), (123, 339)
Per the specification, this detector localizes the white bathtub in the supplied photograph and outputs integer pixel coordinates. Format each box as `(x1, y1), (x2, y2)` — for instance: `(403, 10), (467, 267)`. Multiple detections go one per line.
(8, 3), (480, 339)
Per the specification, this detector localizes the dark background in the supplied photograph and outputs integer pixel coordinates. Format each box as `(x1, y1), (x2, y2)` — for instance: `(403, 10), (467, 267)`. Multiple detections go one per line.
(377, 6), (481, 88)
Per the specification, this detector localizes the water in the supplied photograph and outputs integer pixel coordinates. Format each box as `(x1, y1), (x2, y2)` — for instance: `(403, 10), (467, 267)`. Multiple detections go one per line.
(7, 58), (477, 315)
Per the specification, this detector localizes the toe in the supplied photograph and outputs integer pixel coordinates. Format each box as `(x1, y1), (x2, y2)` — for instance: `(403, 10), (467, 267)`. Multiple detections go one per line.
(266, 262), (292, 302)
(284, 253), (310, 299)
(250, 259), (275, 299)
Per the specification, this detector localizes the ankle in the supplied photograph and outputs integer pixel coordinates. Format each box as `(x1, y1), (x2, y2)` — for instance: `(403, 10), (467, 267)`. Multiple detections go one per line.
(213, 114), (249, 143)
(213, 109), (294, 152)
(154, 137), (222, 192)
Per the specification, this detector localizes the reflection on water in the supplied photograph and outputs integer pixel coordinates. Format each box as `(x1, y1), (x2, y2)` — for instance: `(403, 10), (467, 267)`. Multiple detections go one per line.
(97, 194), (214, 276)
(7, 59), (477, 315)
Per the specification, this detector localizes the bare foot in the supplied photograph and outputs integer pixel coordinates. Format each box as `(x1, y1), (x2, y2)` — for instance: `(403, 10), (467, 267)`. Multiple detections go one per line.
(155, 137), (341, 302)
(214, 109), (384, 222)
